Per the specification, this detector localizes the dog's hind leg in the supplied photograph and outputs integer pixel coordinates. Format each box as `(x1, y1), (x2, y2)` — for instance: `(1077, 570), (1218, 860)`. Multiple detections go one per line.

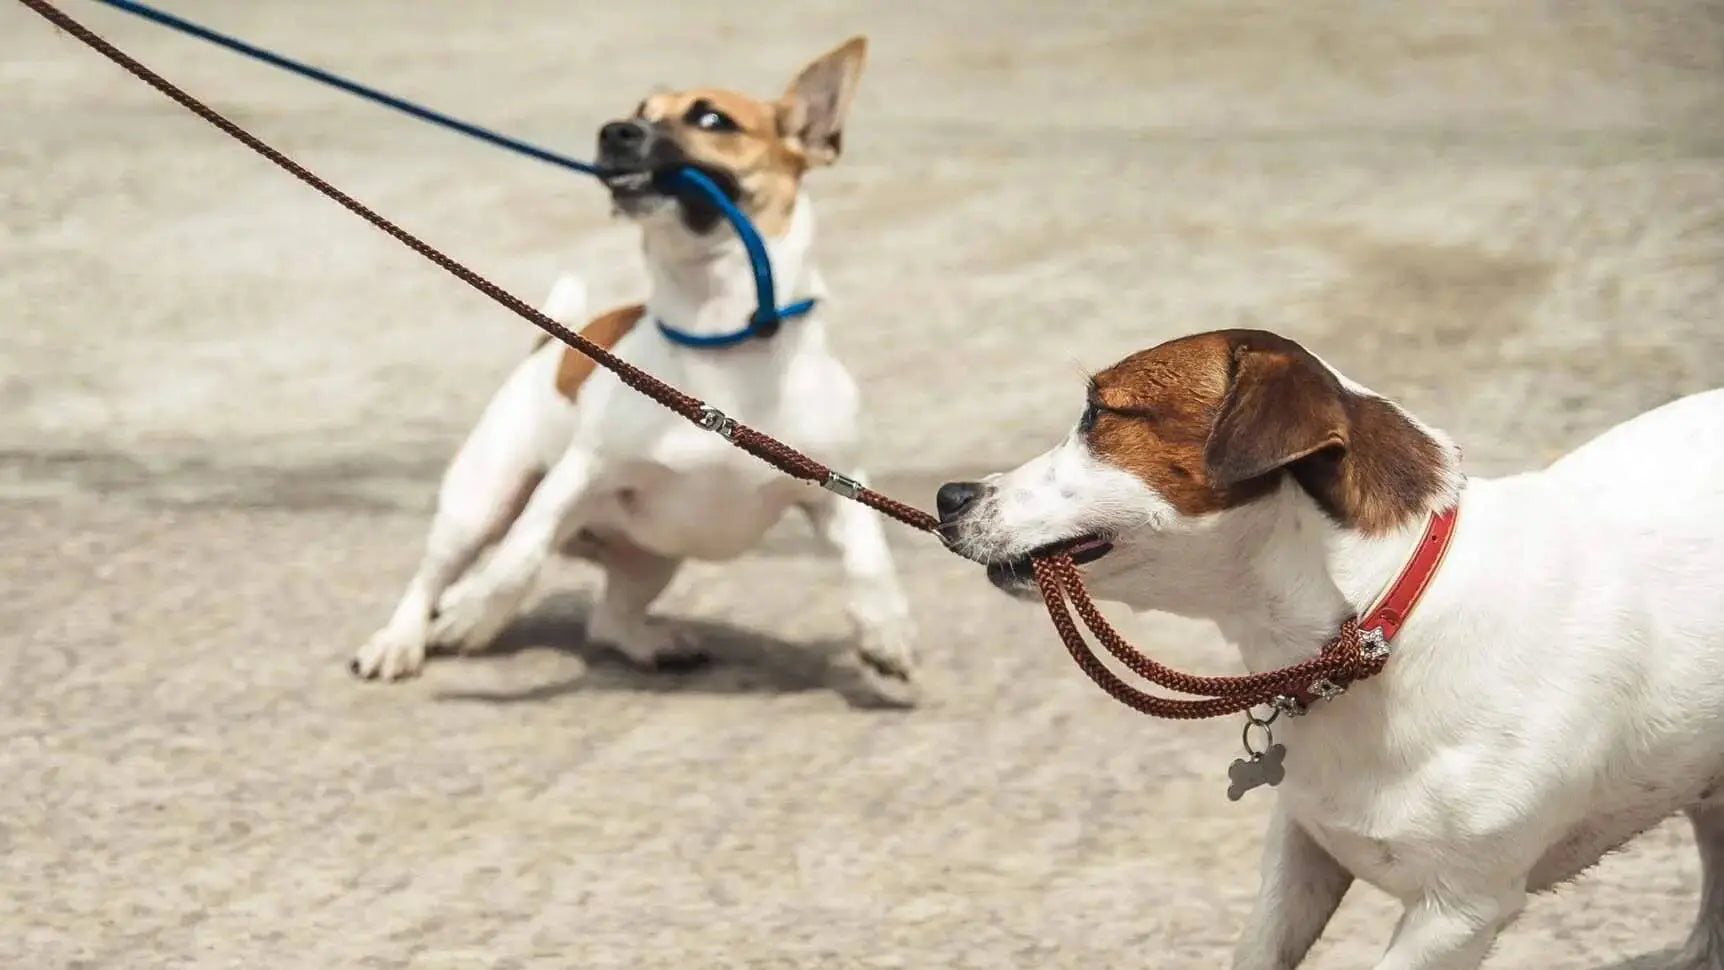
(1674, 800), (1724, 969)
(351, 369), (552, 681)
(355, 276), (590, 679)
(428, 437), (600, 655)
(574, 534), (704, 670)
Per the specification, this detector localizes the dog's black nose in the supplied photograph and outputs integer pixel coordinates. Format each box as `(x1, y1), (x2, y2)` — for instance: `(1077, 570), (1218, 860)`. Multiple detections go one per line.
(936, 481), (986, 523)
(598, 119), (648, 154)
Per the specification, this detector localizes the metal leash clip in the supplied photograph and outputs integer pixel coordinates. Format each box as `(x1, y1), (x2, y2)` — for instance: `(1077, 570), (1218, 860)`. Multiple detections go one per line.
(822, 472), (862, 498)
(696, 405), (738, 439)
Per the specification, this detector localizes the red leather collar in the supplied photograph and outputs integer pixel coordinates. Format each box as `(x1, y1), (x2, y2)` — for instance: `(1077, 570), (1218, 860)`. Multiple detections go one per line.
(1360, 504), (1460, 642)
(1282, 503), (1460, 711)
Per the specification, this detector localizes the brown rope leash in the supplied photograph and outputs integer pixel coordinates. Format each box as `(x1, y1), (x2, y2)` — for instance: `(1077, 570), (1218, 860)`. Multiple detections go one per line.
(1034, 557), (1384, 718)
(18, 0), (1391, 720)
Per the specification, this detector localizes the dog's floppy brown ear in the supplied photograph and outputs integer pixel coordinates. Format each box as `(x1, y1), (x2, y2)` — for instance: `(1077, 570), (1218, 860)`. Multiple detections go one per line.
(778, 36), (867, 167)
(1203, 338), (1348, 489)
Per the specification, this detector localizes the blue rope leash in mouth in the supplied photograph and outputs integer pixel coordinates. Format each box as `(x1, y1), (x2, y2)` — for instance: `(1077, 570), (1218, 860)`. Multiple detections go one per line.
(649, 168), (818, 348)
(84, 0), (812, 344)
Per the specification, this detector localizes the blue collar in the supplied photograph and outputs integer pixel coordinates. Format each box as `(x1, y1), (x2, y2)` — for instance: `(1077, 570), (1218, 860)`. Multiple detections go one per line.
(655, 297), (818, 349)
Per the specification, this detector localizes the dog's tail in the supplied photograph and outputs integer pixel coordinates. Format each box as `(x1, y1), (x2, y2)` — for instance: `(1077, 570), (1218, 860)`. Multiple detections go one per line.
(538, 272), (589, 326)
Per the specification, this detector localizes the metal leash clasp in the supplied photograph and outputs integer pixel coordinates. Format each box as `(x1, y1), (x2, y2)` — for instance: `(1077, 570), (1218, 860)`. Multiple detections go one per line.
(822, 472), (862, 498)
(696, 404), (738, 439)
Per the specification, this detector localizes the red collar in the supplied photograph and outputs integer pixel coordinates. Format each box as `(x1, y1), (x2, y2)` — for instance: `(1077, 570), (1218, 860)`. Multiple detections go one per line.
(1286, 503), (1460, 710)
(1360, 503), (1461, 642)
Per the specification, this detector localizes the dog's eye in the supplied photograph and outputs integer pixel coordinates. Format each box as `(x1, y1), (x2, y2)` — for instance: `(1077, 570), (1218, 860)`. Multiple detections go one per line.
(685, 101), (738, 132)
(1078, 402), (1099, 433)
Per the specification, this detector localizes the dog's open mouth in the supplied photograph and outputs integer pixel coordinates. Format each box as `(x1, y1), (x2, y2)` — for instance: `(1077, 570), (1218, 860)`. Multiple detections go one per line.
(985, 533), (1113, 590)
(600, 164), (740, 202)
(601, 169), (655, 196)
(601, 164), (744, 235)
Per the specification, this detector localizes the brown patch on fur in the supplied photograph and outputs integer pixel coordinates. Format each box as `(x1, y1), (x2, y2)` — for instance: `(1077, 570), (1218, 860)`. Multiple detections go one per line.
(1087, 332), (1277, 517)
(1087, 329), (1451, 535)
(634, 37), (866, 236)
(553, 304), (645, 401)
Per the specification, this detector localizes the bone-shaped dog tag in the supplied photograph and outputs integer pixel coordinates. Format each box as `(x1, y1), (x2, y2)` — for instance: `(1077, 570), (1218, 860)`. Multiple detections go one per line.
(1226, 743), (1286, 802)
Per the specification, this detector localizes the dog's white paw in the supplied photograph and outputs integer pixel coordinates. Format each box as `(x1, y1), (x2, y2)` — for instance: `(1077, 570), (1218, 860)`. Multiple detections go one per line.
(351, 624), (427, 681)
(847, 617), (921, 709)
(429, 577), (517, 654)
(855, 616), (918, 681)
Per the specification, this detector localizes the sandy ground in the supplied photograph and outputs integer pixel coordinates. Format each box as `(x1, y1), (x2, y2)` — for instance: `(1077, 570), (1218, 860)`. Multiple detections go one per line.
(4, 0), (1724, 966)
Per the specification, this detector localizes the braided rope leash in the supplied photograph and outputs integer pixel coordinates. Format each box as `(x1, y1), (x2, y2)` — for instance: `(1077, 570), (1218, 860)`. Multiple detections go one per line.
(1034, 557), (1385, 720)
(17, 0), (1396, 735)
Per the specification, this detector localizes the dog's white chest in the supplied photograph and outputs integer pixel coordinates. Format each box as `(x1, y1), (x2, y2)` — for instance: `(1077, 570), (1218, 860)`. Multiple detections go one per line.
(606, 461), (806, 561)
(587, 360), (860, 561)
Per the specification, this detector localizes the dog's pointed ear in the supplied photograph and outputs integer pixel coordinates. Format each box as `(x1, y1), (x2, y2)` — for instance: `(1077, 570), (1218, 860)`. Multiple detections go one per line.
(778, 36), (867, 167)
(1203, 338), (1348, 489)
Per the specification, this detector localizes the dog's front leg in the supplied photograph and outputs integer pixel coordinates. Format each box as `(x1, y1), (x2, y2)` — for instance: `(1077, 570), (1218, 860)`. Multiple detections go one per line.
(799, 471), (919, 695)
(1232, 805), (1353, 970)
(430, 448), (598, 654)
(352, 405), (546, 681)
(1371, 884), (1525, 970)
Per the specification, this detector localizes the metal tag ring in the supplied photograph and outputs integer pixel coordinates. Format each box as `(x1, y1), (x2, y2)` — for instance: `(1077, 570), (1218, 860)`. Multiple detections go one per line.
(1241, 718), (1275, 758)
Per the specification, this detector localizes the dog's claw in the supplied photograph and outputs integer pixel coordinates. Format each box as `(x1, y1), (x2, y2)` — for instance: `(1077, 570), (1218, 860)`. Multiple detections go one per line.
(859, 650), (912, 681)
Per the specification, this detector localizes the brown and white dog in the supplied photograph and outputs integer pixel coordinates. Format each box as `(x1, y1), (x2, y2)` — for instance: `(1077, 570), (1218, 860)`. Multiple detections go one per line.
(351, 37), (919, 704)
(938, 329), (1724, 969)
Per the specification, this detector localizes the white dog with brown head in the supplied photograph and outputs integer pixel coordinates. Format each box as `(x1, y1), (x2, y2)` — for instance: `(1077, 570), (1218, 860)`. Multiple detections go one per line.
(938, 328), (1724, 968)
(352, 37), (918, 705)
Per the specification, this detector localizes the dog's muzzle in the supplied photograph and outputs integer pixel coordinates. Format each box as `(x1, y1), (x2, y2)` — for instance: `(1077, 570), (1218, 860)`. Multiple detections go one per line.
(935, 480), (988, 547)
(594, 119), (741, 234)
(936, 479), (1114, 596)
(596, 119), (657, 193)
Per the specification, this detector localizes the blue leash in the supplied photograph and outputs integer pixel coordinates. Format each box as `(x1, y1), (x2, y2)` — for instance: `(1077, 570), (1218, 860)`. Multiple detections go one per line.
(85, 0), (813, 346)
